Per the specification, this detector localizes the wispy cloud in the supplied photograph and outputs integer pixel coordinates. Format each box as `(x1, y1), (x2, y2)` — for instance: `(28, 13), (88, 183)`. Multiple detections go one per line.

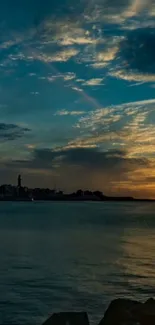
(84, 0), (155, 25)
(83, 78), (104, 86)
(0, 123), (30, 141)
(70, 99), (155, 156)
(63, 73), (76, 81)
(96, 47), (119, 62)
(55, 110), (85, 116)
(43, 73), (76, 83)
(110, 70), (155, 82)
(29, 73), (37, 77)
(71, 86), (84, 92)
(34, 48), (79, 63)
(90, 62), (109, 69)
(42, 20), (98, 46)
(3, 1), (155, 89)
(30, 92), (39, 95)
(124, 0), (153, 18)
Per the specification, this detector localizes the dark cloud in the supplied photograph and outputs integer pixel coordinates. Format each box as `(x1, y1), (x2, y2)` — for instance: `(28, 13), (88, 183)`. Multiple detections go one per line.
(59, 147), (148, 172)
(0, 123), (30, 141)
(8, 147), (148, 173)
(0, 0), (85, 32)
(93, 0), (130, 13)
(0, 0), (135, 36)
(119, 28), (155, 74)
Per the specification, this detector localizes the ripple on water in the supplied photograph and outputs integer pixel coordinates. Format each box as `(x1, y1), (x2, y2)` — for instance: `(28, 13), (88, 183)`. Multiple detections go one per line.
(0, 202), (154, 324)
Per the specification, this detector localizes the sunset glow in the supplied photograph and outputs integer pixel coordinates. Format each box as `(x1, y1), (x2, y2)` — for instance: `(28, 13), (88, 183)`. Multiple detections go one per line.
(1, 0), (155, 198)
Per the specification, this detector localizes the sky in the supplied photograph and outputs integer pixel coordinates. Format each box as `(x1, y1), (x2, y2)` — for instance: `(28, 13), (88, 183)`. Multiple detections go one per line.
(1, 0), (155, 198)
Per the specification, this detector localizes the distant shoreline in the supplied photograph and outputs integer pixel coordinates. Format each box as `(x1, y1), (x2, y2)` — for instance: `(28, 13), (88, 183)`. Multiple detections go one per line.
(0, 197), (154, 202)
(1, 177), (154, 202)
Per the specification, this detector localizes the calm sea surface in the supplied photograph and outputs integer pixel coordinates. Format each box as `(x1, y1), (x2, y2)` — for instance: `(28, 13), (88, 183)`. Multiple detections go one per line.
(0, 201), (155, 325)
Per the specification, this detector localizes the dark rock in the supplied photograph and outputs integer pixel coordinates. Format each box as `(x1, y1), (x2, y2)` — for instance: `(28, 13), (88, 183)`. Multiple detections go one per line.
(98, 298), (155, 325)
(144, 297), (155, 310)
(98, 298), (142, 325)
(42, 312), (89, 325)
(135, 298), (155, 325)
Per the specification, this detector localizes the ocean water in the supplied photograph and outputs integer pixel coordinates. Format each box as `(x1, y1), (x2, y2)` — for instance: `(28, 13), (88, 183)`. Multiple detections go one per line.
(0, 201), (155, 325)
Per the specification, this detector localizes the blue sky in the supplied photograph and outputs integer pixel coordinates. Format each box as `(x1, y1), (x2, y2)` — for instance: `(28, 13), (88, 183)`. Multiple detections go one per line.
(1, 0), (155, 197)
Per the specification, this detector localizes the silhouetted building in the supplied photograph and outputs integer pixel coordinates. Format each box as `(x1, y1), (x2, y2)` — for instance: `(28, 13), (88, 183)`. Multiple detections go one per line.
(18, 175), (21, 188)
(76, 189), (83, 197)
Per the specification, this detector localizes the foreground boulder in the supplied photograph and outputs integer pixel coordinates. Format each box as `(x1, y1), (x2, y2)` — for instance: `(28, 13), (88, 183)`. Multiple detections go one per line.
(99, 298), (155, 325)
(41, 298), (155, 325)
(42, 312), (89, 325)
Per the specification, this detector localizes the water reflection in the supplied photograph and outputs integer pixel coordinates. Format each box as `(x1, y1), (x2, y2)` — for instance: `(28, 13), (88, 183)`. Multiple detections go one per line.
(119, 228), (155, 300)
(0, 202), (155, 324)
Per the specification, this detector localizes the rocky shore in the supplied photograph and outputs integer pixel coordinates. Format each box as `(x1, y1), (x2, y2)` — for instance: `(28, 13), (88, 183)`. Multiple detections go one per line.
(41, 298), (155, 325)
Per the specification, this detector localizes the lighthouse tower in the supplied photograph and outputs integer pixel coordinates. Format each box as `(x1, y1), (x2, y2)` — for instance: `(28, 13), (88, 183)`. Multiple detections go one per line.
(18, 174), (22, 188)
